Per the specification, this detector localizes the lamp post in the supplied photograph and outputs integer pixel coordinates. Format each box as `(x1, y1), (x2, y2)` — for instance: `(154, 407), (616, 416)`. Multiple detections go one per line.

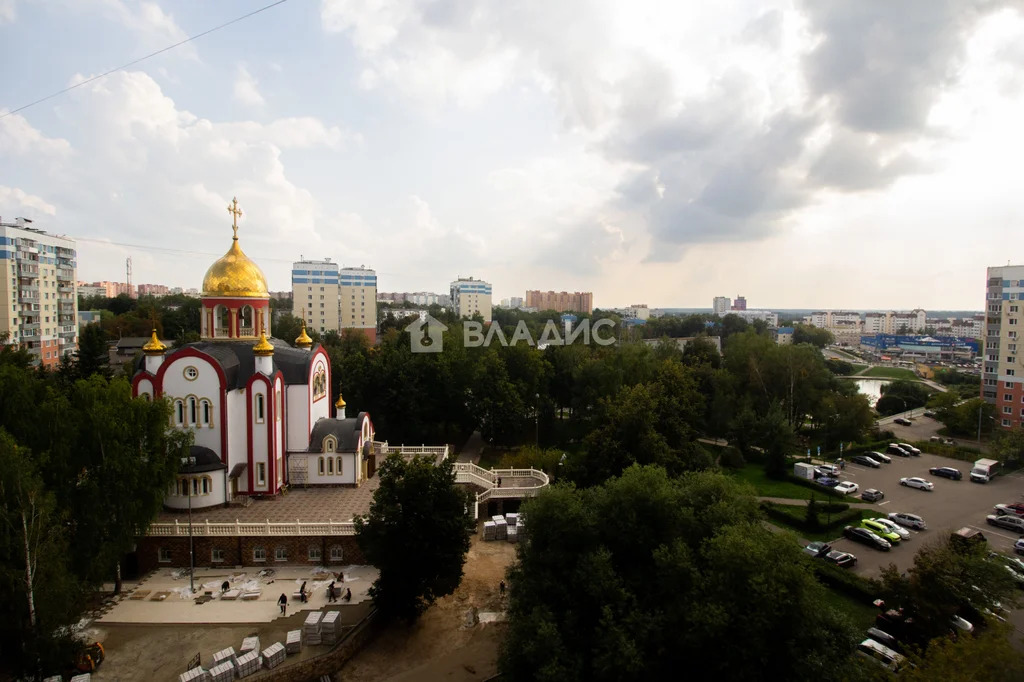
(181, 455), (196, 593)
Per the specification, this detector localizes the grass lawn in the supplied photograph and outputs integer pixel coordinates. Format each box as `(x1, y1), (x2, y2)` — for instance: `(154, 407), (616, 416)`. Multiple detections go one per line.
(820, 586), (878, 631)
(729, 464), (818, 500)
(765, 503), (876, 542)
(848, 363), (869, 375)
(861, 366), (920, 381)
(476, 448), (504, 470)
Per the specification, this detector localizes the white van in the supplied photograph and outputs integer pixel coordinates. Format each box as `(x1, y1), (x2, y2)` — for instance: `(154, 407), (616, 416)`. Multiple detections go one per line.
(856, 638), (906, 672)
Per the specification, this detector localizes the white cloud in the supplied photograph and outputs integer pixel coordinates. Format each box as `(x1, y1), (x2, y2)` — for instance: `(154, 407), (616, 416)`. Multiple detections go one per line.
(233, 65), (266, 107)
(0, 186), (57, 216)
(0, 0), (15, 25)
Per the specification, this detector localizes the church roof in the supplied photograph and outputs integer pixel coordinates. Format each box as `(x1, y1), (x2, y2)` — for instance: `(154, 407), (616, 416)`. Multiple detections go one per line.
(181, 446), (227, 473)
(307, 413), (369, 452)
(137, 339), (322, 388)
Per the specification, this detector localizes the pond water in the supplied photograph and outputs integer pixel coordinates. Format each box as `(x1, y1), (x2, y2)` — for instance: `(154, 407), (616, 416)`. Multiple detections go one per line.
(849, 378), (891, 406)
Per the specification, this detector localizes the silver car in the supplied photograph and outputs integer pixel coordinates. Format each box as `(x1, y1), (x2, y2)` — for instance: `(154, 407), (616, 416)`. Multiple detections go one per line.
(900, 477), (934, 491)
(872, 517), (911, 540)
(888, 512), (927, 530)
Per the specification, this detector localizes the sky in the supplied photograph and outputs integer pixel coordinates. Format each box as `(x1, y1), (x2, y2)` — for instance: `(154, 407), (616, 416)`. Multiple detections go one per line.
(2, 0), (1023, 310)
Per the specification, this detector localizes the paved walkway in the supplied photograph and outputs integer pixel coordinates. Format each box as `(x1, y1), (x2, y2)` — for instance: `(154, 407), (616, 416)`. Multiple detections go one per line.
(457, 431), (484, 464)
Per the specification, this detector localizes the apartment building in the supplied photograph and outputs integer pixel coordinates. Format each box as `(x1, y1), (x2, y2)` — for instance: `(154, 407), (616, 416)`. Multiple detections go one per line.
(1, 219), (78, 367)
(136, 283), (170, 297)
(982, 265), (1024, 429)
(728, 309), (779, 326)
(862, 310), (927, 334)
(712, 296), (731, 316)
(292, 259), (340, 333)
(525, 290), (594, 314)
(339, 266), (377, 343)
(732, 295), (747, 311)
(78, 280), (135, 298)
(450, 277), (492, 321)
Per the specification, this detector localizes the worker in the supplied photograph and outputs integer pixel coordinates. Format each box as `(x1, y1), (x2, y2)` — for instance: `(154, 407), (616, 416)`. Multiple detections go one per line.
(278, 593), (288, 615)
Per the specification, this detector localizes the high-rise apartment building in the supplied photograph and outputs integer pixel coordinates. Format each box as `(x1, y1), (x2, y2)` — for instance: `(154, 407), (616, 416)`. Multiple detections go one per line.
(339, 266), (377, 343)
(982, 265), (1024, 429)
(732, 295), (747, 311)
(525, 290), (594, 313)
(712, 296), (731, 316)
(1, 219), (78, 367)
(451, 277), (492, 321)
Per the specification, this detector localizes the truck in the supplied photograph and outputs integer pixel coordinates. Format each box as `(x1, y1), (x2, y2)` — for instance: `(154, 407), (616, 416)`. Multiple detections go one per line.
(970, 458), (999, 484)
(794, 462), (815, 480)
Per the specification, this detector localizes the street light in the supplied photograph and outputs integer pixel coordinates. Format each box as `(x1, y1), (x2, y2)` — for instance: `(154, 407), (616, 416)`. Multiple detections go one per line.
(181, 455), (196, 593)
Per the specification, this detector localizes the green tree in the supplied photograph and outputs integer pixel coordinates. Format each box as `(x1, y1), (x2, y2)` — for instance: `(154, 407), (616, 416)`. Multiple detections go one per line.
(355, 453), (474, 622)
(75, 323), (111, 379)
(792, 324), (834, 348)
(897, 623), (1024, 681)
(991, 428), (1024, 469)
(500, 466), (858, 681)
(875, 379), (931, 416)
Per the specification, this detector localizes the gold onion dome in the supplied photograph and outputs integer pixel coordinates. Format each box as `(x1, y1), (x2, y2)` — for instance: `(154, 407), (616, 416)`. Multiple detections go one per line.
(142, 328), (166, 354)
(201, 197), (269, 298)
(295, 322), (313, 349)
(253, 329), (275, 356)
(335, 394), (346, 409)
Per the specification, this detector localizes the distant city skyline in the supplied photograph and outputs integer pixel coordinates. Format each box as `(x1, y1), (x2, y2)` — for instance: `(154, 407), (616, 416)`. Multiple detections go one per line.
(2, 2), (1022, 310)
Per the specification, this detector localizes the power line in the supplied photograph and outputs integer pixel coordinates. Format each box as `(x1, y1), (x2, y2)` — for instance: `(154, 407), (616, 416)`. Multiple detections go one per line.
(0, 0), (291, 120)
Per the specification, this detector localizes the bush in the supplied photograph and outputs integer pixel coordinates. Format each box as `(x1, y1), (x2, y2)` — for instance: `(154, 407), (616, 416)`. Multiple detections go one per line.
(908, 440), (982, 464)
(810, 561), (880, 602)
(760, 502), (861, 534)
(805, 498), (821, 530)
(718, 447), (745, 470)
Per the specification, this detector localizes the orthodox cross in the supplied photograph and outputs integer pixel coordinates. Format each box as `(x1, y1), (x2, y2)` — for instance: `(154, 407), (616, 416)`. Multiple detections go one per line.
(227, 197), (243, 239)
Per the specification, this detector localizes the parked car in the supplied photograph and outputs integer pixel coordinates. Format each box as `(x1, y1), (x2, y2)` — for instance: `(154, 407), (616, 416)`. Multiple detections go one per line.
(930, 466), (962, 480)
(815, 464), (841, 477)
(871, 517), (911, 540)
(804, 541), (832, 557)
(823, 550), (857, 568)
(852, 455), (881, 468)
(835, 481), (860, 495)
(818, 476), (839, 488)
(928, 435), (954, 445)
(950, 615), (974, 633)
(866, 627), (901, 652)
(865, 451), (891, 464)
(924, 411), (937, 419)
(987, 514), (1024, 532)
(994, 503), (1024, 517)
(887, 444), (911, 457)
(894, 417), (912, 426)
(900, 477), (934, 491)
(888, 512), (927, 530)
(861, 488), (885, 502)
(862, 519), (902, 544)
(856, 639), (906, 672)
(1015, 538), (1024, 556)
(897, 443), (921, 456)
(844, 525), (892, 551)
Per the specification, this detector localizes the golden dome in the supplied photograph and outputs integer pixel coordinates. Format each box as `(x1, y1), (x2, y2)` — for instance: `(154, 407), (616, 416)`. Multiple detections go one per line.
(142, 328), (166, 354)
(202, 239), (269, 298)
(335, 394), (346, 409)
(295, 320), (313, 348)
(253, 328), (275, 356)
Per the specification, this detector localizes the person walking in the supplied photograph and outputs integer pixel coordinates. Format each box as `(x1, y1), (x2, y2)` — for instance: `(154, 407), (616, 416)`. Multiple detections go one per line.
(499, 580), (506, 596)
(299, 581), (308, 603)
(278, 593), (288, 616)
(327, 580), (336, 602)
(343, 588), (352, 602)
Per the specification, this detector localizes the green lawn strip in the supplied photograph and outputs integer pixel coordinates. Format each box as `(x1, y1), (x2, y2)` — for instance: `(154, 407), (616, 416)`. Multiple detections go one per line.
(476, 448), (505, 470)
(728, 463), (816, 500)
(818, 585), (879, 631)
(763, 502), (877, 542)
(861, 366), (919, 381)
(848, 364), (869, 375)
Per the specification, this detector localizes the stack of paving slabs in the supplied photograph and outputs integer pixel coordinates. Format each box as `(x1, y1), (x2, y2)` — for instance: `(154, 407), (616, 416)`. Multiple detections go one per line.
(303, 610), (324, 645)
(177, 667), (211, 682)
(69, 676), (92, 682)
(483, 521), (496, 540)
(43, 676), (62, 682)
(260, 642), (286, 670)
(211, 647), (237, 670)
(321, 610), (342, 644)
(493, 515), (508, 540)
(286, 629), (302, 654)
(235, 650), (260, 678)
(209, 661), (235, 682)
(516, 515), (527, 541)
(506, 523), (518, 543)
(240, 636), (260, 656)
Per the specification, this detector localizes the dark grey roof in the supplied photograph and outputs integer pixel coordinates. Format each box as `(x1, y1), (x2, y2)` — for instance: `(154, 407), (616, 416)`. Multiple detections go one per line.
(135, 339), (321, 388)
(228, 462), (247, 479)
(308, 415), (365, 452)
(181, 446), (226, 473)
(117, 336), (174, 349)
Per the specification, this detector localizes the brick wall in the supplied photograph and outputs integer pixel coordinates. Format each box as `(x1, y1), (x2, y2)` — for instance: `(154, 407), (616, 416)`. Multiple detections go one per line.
(136, 536), (364, 574)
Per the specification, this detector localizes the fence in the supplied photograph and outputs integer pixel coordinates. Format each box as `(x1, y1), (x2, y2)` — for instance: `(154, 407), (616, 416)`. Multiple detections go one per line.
(147, 520), (357, 537)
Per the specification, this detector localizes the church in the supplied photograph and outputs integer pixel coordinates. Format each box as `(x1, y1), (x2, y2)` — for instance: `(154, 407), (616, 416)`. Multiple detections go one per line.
(131, 199), (375, 510)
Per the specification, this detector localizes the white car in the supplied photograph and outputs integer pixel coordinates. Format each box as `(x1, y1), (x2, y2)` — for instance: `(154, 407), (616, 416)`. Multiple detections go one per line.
(888, 512), (927, 530)
(950, 615), (974, 633)
(834, 481), (859, 495)
(900, 477), (934, 491)
(872, 517), (911, 540)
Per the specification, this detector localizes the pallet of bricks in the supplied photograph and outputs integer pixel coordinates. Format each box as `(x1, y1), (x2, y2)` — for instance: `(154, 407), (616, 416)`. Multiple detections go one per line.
(178, 666), (211, 682)
(321, 610), (341, 645)
(235, 649), (261, 679)
(483, 520), (496, 540)
(261, 642), (286, 670)
(286, 629), (302, 655)
(506, 512), (519, 543)
(69, 676), (92, 682)
(209, 647), (237, 682)
(304, 610), (323, 645)
(492, 515), (507, 540)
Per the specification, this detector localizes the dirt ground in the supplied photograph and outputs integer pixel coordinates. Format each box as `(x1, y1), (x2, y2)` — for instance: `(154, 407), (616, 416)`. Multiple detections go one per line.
(337, 531), (517, 681)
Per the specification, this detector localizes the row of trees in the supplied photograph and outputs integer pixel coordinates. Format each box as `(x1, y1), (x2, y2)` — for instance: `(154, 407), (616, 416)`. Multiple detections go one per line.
(0, 338), (188, 676)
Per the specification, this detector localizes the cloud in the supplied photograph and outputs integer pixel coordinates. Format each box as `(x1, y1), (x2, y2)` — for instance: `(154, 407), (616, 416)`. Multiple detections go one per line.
(233, 65), (265, 107)
(0, 186), (57, 216)
(0, 0), (15, 25)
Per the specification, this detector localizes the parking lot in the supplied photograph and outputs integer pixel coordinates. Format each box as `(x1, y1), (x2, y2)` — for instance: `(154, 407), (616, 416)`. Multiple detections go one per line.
(823, 448), (1024, 577)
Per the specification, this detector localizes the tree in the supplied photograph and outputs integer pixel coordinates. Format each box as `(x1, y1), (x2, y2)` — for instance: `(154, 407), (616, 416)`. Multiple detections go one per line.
(500, 466), (858, 681)
(896, 623), (1024, 681)
(792, 324), (834, 348)
(991, 428), (1024, 469)
(355, 453), (474, 622)
(875, 379), (930, 416)
(75, 323), (111, 380)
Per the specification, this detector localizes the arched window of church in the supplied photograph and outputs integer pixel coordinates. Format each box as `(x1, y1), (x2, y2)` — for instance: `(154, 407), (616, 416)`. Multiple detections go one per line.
(336, 456), (343, 476)
(318, 457), (325, 476)
(201, 477), (211, 494)
(175, 400), (184, 426)
(191, 478), (199, 496)
(202, 400), (212, 426)
(324, 437), (335, 453)
(255, 394), (265, 423)
(189, 397), (198, 424)
(275, 389), (282, 422)
(240, 305), (254, 337)
(327, 457), (334, 475)
(216, 305), (230, 337)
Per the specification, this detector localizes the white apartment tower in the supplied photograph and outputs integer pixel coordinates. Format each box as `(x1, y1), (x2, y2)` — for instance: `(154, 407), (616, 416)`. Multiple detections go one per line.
(450, 277), (492, 322)
(983, 265), (1024, 429)
(292, 260), (378, 343)
(1, 219), (78, 368)
(712, 296), (731, 316)
(339, 266), (377, 343)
